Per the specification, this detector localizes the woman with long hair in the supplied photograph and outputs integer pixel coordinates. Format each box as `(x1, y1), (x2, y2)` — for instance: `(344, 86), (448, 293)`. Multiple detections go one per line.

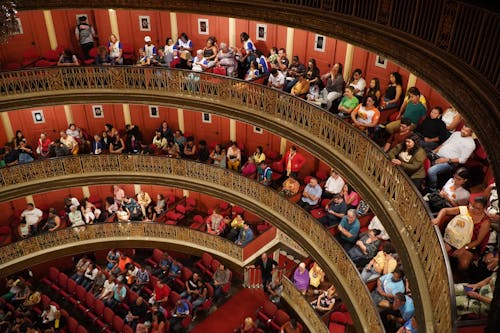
(388, 134), (426, 189)
(381, 72), (403, 109)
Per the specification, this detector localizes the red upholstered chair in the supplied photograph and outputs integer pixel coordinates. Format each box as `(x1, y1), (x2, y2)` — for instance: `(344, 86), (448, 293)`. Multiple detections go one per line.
(221, 270), (233, 295)
(185, 197), (197, 212)
(270, 310), (290, 331)
(4, 62), (21, 71)
(310, 199), (330, 220)
(195, 282), (214, 315)
(103, 307), (115, 327)
(67, 317), (79, 333)
(57, 273), (69, 292)
(316, 169), (329, 182)
(328, 311), (353, 333)
(146, 248), (164, 267)
(174, 267), (193, 291)
(256, 300), (278, 326)
(113, 315), (125, 332)
(88, 298), (105, 323)
(75, 285), (88, 312)
(206, 259), (221, 278)
(42, 267), (60, 289)
(21, 48), (41, 67)
(231, 206), (245, 217)
(0, 226), (12, 246)
(35, 50), (60, 67)
(166, 194), (177, 206)
(266, 151), (280, 163)
(190, 214), (205, 230)
(123, 325), (134, 333)
(195, 252), (214, 276)
(85, 292), (96, 311)
(83, 47), (98, 65)
(122, 44), (135, 65)
(62, 278), (77, 299)
(77, 326), (88, 333)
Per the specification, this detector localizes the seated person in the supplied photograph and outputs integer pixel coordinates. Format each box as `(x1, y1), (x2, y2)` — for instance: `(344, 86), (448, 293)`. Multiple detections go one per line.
(241, 157), (257, 178)
(369, 215), (389, 241)
(212, 264), (231, 301)
(385, 87), (427, 134)
(59, 131), (79, 155)
(361, 243), (398, 282)
(169, 299), (190, 333)
(95, 45), (113, 65)
(454, 271), (496, 317)
(311, 285), (336, 313)
(148, 280), (170, 306)
(192, 49), (209, 72)
(227, 214), (245, 241)
(323, 169), (345, 199)
(337, 86), (359, 117)
(424, 167), (471, 213)
(371, 268), (406, 309)
(180, 273), (201, 301)
(227, 141), (241, 171)
(348, 229), (382, 268)
(309, 262), (325, 289)
(98, 275), (115, 301)
(293, 262), (310, 295)
(380, 72), (403, 110)
(416, 106), (449, 150)
(267, 68), (285, 90)
(235, 223), (254, 246)
(43, 208), (61, 232)
(206, 208), (225, 235)
(280, 177), (300, 197)
(267, 274), (283, 304)
(215, 42), (237, 77)
(257, 161), (272, 186)
(432, 197), (490, 272)
(244, 60), (260, 81)
(321, 63), (344, 111)
(318, 194), (347, 227)
(136, 48), (151, 66)
(3, 145), (19, 166)
(384, 293), (415, 332)
(388, 134), (426, 189)
(284, 55), (306, 92)
(280, 319), (301, 333)
(297, 177), (322, 211)
(426, 125), (475, 192)
(335, 209), (360, 250)
(57, 49), (80, 66)
(290, 73), (310, 97)
(350, 96), (380, 131)
(383, 117), (413, 152)
(441, 107), (463, 133)
(236, 317), (257, 333)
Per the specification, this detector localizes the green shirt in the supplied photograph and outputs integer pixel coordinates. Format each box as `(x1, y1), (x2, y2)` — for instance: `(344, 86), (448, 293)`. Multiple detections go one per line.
(403, 102), (426, 125)
(339, 96), (359, 111)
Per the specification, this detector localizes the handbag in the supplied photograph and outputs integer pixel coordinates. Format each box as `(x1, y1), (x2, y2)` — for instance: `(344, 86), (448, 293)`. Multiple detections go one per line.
(443, 206), (473, 249)
(213, 66), (227, 76)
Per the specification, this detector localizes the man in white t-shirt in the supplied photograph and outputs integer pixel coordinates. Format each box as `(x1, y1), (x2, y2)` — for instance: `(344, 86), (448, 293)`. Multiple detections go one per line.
(268, 68), (285, 90)
(323, 170), (345, 199)
(427, 125), (475, 191)
(21, 203), (43, 234)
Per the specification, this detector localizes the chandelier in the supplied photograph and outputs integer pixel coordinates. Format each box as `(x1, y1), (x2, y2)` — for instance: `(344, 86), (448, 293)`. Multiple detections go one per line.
(0, 0), (18, 43)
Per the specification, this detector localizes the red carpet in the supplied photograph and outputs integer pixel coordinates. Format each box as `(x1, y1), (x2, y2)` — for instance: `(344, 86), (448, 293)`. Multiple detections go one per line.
(190, 288), (267, 333)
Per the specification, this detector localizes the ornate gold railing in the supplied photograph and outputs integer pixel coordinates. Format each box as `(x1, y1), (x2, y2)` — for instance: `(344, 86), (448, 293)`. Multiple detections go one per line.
(0, 155), (383, 332)
(282, 276), (329, 333)
(0, 66), (452, 331)
(0, 222), (245, 277)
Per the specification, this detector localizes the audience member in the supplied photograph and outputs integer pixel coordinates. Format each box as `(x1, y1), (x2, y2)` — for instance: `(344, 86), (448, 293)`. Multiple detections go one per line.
(388, 134), (426, 189)
(21, 203), (43, 234)
(385, 87), (427, 134)
(318, 194), (347, 227)
(335, 209), (360, 250)
(337, 86), (359, 117)
(321, 63), (344, 111)
(383, 118), (413, 152)
(351, 95), (380, 131)
(380, 72), (403, 110)
(371, 268), (405, 309)
(323, 169), (345, 199)
(416, 106), (449, 150)
(348, 229), (382, 268)
(349, 68), (366, 101)
(293, 262), (310, 295)
(311, 285), (336, 313)
(227, 141), (242, 171)
(298, 177), (322, 211)
(361, 243), (397, 282)
(235, 223), (254, 246)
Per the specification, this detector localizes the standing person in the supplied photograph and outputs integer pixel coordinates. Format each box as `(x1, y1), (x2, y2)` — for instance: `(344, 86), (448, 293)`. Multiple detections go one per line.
(75, 16), (96, 60)
(248, 253), (278, 290)
(21, 203), (43, 234)
(281, 146), (306, 179)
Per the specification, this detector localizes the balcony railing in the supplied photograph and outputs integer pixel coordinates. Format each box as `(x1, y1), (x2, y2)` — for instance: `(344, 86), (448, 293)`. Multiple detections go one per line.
(0, 155), (384, 332)
(0, 66), (452, 332)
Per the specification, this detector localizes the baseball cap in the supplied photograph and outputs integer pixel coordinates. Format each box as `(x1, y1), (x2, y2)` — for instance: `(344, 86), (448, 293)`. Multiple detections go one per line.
(144, 36), (152, 42)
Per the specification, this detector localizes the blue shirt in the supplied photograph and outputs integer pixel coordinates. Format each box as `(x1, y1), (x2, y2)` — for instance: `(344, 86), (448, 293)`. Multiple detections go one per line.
(236, 228), (254, 246)
(175, 300), (190, 315)
(380, 273), (405, 296)
(302, 184), (322, 205)
(339, 216), (360, 242)
(400, 295), (415, 321)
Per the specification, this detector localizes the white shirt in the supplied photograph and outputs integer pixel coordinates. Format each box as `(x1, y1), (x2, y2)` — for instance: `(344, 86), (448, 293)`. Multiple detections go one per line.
(437, 132), (475, 164)
(42, 304), (57, 322)
(324, 176), (345, 194)
(269, 72), (285, 88)
(102, 280), (115, 295)
(442, 178), (470, 206)
(350, 77), (366, 97)
(368, 216), (389, 240)
(21, 208), (43, 226)
(85, 267), (98, 280)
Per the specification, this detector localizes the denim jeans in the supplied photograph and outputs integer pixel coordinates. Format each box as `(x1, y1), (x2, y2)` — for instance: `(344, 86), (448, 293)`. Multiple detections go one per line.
(360, 267), (380, 283)
(427, 162), (453, 192)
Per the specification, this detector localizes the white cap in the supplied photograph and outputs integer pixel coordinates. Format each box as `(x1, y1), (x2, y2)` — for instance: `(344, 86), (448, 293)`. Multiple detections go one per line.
(144, 36), (151, 42)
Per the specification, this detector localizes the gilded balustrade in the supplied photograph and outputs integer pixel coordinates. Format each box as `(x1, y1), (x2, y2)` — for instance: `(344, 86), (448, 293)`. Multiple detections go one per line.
(0, 67), (452, 331)
(0, 155), (383, 332)
(0, 222), (244, 277)
(282, 277), (329, 333)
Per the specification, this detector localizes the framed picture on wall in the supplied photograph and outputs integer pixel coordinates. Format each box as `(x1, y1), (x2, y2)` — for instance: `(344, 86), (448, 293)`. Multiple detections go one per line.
(256, 24), (267, 41)
(32, 110), (45, 124)
(75, 14), (88, 24)
(314, 34), (326, 52)
(202, 112), (212, 123)
(198, 19), (209, 35)
(253, 126), (263, 134)
(139, 16), (151, 32)
(92, 105), (104, 118)
(149, 105), (159, 118)
(375, 55), (388, 69)
(12, 18), (23, 35)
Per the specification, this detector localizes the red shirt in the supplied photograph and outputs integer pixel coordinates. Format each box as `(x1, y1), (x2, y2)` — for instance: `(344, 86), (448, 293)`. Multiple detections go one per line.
(155, 284), (170, 302)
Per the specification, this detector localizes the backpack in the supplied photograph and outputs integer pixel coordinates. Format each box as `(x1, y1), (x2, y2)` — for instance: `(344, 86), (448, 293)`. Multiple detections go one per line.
(443, 206), (473, 249)
(77, 23), (92, 40)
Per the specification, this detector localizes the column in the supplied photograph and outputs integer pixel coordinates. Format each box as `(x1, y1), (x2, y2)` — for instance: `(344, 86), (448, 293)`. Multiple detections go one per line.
(229, 119), (236, 142)
(26, 195), (34, 205)
(229, 18), (236, 47)
(1, 112), (14, 142)
(343, 43), (355, 82)
(108, 9), (120, 38)
(134, 185), (142, 195)
(406, 73), (417, 91)
(182, 190), (190, 198)
(122, 104), (131, 125)
(82, 186), (90, 198)
(43, 10), (58, 50)
(63, 105), (74, 124)
(170, 12), (178, 41)
(286, 27), (294, 59)
(177, 108), (185, 133)
(280, 138), (287, 155)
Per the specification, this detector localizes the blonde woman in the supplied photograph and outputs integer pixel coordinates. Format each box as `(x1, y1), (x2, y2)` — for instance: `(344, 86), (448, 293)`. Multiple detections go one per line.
(107, 34), (123, 64)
